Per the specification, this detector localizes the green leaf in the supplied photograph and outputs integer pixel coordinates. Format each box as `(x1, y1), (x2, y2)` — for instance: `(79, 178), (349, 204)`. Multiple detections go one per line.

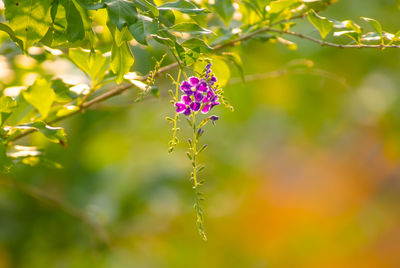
(343, 20), (362, 34)
(170, 22), (212, 34)
(158, 0), (205, 14)
(268, 0), (298, 14)
(69, 48), (110, 83)
(22, 78), (55, 119)
(14, 122), (67, 146)
(181, 38), (213, 53)
(152, 34), (175, 46)
(0, 96), (17, 126)
(333, 30), (360, 44)
(159, 9), (175, 27)
(4, 0), (52, 50)
(0, 23), (24, 49)
(361, 17), (382, 37)
(111, 42), (135, 84)
(104, 0), (138, 31)
(307, 10), (334, 41)
(59, 0), (85, 42)
(213, 0), (235, 26)
(75, 0), (106, 10)
(129, 19), (148, 45)
(135, 0), (159, 17)
(51, 79), (78, 103)
(0, 96), (17, 113)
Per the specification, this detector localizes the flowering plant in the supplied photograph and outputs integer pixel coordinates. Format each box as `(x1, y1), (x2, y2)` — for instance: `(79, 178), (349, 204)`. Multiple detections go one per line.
(166, 62), (228, 240)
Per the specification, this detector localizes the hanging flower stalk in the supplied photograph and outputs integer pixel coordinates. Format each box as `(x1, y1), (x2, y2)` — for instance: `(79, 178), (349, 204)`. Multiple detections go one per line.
(168, 63), (223, 240)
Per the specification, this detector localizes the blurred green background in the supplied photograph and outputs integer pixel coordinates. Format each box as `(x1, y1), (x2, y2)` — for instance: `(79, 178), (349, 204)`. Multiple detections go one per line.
(1, 0), (400, 267)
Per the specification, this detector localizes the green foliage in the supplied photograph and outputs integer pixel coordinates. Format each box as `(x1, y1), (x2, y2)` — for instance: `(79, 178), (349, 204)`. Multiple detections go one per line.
(22, 78), (55, 119)
(111, 42), (134, 84)
(69, 48), (110, 84)
(4, 0), (52, 50)
(307, 9), (334, 42)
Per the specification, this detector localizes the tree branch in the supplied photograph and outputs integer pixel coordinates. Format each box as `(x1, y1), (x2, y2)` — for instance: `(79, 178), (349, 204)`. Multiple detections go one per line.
(10, 11), (400, 142)
(266, 28), (400, 49)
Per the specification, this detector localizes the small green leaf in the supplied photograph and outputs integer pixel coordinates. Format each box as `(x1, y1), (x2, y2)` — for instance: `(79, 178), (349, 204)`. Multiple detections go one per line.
(333, 30), (360, 44)
(59, 0), (85, 42)
(75, 0), (105, 10)
(170, 22), (212, 35)
(0, 96), (17, 113)
(159, 9), (175, 27)
(343, 20), (362, 34)
(69, 48), (110, 83)
(213, 0), (235, 26)
(135, 0), (159, 17)
(111, 42), (134, 84)
(0, 23), (24, 49)
(22, 78), (55, 119)
(104, 0), (138, 31)
(4, 0), (52, 50)
(361, 17), (382, 37)
(129, 19), (147, 45)
(158, 0), (205, 14)
(181, 38), (213, 53)
(307, 10), (334, 41)
(14, 122), (67, 146)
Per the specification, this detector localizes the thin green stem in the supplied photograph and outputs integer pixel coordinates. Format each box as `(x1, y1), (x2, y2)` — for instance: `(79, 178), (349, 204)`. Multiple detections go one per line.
(191, 114), (198, 188)
(168, 69), (182, 152)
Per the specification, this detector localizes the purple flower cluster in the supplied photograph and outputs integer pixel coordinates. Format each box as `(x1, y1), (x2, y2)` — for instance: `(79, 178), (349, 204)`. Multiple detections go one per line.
(175, 64), (220, 116)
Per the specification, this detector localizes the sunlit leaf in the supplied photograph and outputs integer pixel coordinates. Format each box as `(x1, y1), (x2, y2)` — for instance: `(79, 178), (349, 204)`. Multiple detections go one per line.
(4, 0), (52, 50)
(0, 23), (24, 49)
(181, 38), (213, 53)
(22, 78), (55, 119)
(170, 23), (212, 34)
(13, 122), (67, 146)
(307, 10), (334, 41)
(213, 0), (235, 26)
(361, 17), (382, 37)
(158, 0), (205, 14)
(111, 42), (134, 84)
(69, 48), (110, 83)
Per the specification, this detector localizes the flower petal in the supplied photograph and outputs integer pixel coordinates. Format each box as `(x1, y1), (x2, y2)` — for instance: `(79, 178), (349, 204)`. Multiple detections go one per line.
(181, 81), (192, 91)
(190, 102), (201, 112)
(194, 91), (204, 102)
(211, 101), (220, 108)
(182, 95), (192, 105)
(201, 104), (211, 114)
(197, 81), (208, 92)
(175, 102), (186, 113)
(189, 76), (200, 86)
(183, 107), (191, 116)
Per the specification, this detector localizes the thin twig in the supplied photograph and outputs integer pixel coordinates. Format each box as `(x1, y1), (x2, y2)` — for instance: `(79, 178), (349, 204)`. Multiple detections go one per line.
(266, 28), (400, 49)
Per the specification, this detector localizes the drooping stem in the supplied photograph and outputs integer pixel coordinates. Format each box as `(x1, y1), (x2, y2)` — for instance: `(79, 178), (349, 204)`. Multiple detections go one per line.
(190, 113), (207, 240)
(191, 114), (198, 188)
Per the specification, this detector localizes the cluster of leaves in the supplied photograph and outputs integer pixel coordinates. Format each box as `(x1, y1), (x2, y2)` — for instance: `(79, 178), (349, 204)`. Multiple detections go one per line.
(1, 0), (400, 239)
(308, 10), (400, 45)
